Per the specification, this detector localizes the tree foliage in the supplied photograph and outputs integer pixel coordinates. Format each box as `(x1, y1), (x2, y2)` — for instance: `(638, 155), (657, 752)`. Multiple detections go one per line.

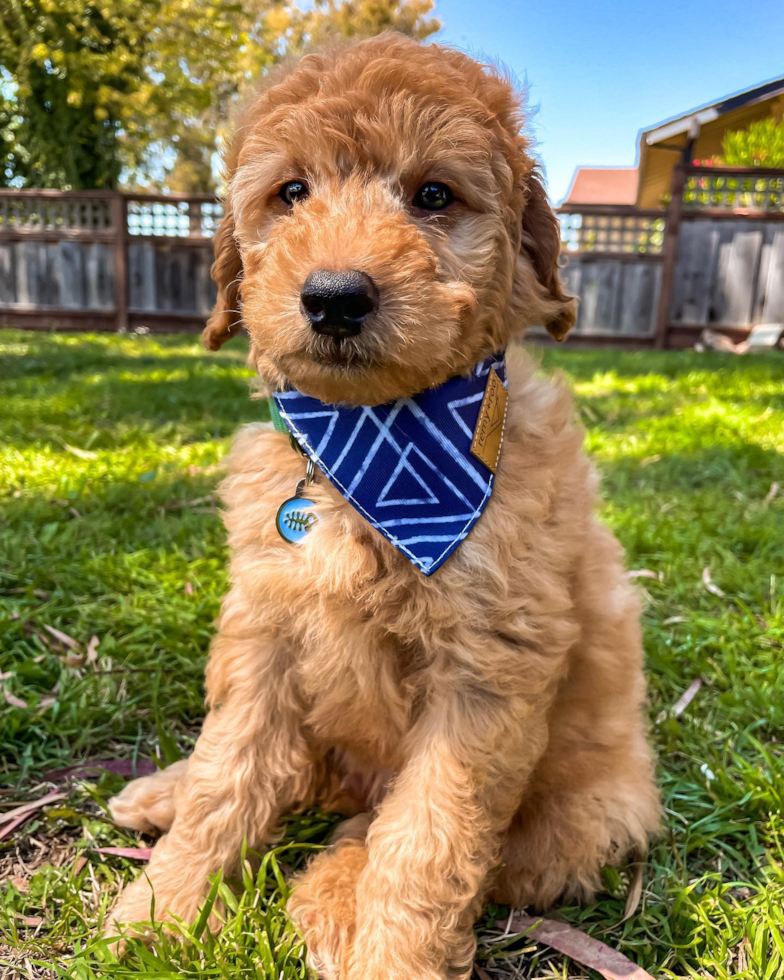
(0, 0), (439, 191)
(722, 117), (784, 169)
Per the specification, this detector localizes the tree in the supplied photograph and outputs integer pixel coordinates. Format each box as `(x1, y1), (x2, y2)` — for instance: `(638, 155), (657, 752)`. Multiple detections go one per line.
(300, 0), (438, 44)
(722, 117), (784, 169)
(1, 1), (153, 189)
(0, 0), (439, 192)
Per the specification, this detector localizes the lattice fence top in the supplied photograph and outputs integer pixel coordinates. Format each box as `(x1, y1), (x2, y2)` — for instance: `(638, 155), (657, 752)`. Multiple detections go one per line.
(683, 171), (784, 212)
(558, 211), (665, 254)
(0, 196), (113, 232)
(126, 199), (223, 238)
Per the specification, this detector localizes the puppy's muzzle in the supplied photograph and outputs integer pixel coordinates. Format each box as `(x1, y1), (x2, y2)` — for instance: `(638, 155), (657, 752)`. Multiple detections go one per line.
(300, 269), (378, 340)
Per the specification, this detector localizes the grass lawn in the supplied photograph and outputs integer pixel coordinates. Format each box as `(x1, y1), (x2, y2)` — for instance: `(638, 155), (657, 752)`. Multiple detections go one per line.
(1, 328), (783, 980)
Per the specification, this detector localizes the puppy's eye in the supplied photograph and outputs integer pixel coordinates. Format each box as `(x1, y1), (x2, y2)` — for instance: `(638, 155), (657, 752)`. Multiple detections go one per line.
(279, 180), (309, 205)
(413, 182), (454, 211)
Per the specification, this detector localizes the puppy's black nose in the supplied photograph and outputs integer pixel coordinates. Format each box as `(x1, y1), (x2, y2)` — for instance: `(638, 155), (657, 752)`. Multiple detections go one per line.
(300, 270), (378, 339)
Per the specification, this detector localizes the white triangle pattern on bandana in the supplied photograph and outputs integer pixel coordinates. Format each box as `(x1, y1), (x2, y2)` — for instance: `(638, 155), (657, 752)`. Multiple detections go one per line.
(274, 353), (506, 575)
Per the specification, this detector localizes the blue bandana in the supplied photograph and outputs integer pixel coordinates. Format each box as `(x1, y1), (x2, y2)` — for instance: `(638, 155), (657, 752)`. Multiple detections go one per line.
(273, 353), (507, 576)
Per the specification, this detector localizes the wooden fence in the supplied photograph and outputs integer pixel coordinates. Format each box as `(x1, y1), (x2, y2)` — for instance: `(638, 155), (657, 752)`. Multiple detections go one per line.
(1, 164), (783, 347)
(556, 164), (784, 347)
(0, 190), (221, 333)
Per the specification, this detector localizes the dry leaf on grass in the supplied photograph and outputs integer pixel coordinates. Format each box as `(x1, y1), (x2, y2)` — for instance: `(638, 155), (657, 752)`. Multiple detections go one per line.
(4, 690), (27, 709)
(656, 677), (703, 726)
(501, 914), (655, 980)
(621, 859), (645, 923)
(472, 967), (492, 980)
(62, 443), (97, 460)
(93, 846), (153, 861)
(6, 588), (50, 601)
(764, 481), (780, 505)
(663, 616), (687, 625)
(86, 635), (100, 664)
(702, 567), (725, 597)
(627, 570), (662, 582)
(48, 758), (158, 781)
(4, 687), (57, 711)
(42, 625), (80, 651)
(671, 678), (703, 717)
(0, 791), (66, 841)
(16, 914), (44, 927)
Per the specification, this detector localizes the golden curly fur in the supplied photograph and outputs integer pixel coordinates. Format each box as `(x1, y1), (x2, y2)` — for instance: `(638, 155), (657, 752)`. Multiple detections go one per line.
(106, 34), (660, 979)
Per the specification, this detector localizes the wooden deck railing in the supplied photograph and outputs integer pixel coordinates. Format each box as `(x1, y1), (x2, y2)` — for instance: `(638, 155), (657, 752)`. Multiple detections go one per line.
(557, 204), (666, 256)
(681, 164), (784, 215)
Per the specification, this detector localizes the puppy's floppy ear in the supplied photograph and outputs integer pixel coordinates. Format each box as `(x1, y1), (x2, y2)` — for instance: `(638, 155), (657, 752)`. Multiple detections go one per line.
(521, 169), (576, 342)
(202, 196), (244, 352)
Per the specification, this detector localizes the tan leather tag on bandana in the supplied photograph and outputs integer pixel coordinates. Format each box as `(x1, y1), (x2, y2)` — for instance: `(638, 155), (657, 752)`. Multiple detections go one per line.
(470, 367), (508, 474)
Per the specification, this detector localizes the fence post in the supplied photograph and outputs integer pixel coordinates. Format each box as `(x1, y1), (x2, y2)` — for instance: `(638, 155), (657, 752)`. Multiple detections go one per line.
(111, 192), (129, 333)
(653, 164), (686, 349)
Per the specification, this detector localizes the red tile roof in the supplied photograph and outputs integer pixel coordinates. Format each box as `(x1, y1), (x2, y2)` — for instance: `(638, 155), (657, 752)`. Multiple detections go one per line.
(563, 167), (639, 206)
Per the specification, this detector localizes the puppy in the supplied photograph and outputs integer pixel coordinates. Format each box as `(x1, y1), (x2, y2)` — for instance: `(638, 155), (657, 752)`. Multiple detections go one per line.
(107, 34), (660, 980)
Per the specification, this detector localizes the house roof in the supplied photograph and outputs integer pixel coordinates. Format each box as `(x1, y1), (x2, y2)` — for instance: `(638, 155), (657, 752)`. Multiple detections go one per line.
(561, 76), (784, 210)
(641, 75), (784, 148)
(635, 74), (784, 207)
(562, 167), (639, 206)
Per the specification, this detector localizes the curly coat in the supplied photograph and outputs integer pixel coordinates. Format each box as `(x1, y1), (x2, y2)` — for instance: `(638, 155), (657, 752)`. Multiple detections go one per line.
(107, 34), (660, 980)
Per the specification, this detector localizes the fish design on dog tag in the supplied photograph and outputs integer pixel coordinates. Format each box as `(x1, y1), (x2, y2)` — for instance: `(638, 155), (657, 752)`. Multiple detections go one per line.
(275, 453), (320, 544)
(276, 496), (319, 543)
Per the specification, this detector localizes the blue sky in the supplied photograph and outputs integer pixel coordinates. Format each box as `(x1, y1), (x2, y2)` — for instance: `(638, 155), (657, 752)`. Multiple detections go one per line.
(435, 0), (784, 202)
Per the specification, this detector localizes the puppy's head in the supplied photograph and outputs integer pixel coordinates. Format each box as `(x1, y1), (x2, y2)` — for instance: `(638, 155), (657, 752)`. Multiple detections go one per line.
(205, 34), (575, 405)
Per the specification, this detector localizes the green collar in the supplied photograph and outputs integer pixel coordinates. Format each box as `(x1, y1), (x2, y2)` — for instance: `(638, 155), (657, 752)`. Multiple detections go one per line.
(268, 397), (289, 434)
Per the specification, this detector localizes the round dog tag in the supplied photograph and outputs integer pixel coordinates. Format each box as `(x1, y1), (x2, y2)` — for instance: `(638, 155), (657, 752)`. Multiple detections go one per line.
(276, 496), (320, 543)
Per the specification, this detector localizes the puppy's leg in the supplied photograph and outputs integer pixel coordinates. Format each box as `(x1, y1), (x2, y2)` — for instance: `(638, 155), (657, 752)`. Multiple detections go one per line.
(288, 815), (371, 980)
(109, 759), (189, 833)
(346, 677), (551, 980)
(493, 729), (659, 909)
(106, 632), (314, 936)
(496, 540), (660, 909)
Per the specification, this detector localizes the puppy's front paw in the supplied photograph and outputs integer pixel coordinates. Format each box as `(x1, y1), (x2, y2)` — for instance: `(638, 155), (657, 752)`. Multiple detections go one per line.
(108, 759), (188, 833)
(288, 838), (368, 980)
(104, 867), (218, 946)
(103, 876), (157, 947)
